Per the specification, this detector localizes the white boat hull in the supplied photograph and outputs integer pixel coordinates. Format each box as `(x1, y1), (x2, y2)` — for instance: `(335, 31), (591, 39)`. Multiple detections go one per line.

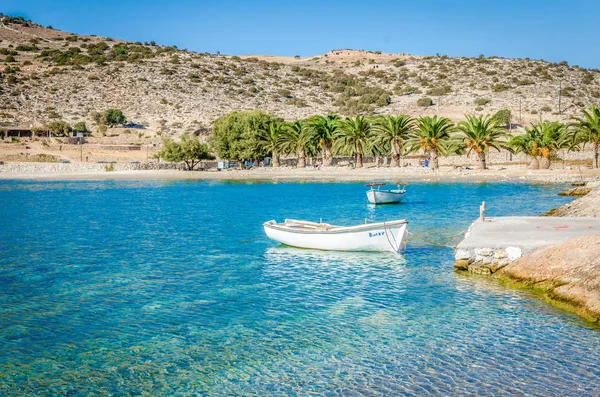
(264, 219), (408, 252)
(366, 190), (406, 204)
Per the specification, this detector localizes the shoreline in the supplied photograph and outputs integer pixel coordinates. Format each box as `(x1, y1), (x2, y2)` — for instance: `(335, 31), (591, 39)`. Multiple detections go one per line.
(455, 185), (600, 325)
(2, 164), (600, 183)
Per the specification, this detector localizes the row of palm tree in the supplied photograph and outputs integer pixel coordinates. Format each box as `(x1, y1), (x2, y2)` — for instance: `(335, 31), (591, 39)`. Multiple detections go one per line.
(255, 105), (600, 169)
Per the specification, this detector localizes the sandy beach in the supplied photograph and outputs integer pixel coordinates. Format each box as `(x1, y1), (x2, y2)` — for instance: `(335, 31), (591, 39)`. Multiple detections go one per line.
(1, 163), (600, 183)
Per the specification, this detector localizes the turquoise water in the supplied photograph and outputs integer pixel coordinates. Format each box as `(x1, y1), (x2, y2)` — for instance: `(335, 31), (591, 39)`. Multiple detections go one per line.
(0, 180), (598, 396)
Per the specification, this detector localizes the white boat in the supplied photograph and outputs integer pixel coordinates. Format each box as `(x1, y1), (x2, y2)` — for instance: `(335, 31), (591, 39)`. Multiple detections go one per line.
(263, 219), (408, 252)
(366, 183), (406, 204)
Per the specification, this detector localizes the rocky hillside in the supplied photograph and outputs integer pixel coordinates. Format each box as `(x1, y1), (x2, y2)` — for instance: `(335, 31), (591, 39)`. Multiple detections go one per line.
(2, 14), (600, 138)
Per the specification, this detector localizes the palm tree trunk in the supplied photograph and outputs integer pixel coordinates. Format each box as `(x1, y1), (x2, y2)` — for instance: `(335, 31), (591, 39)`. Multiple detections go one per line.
(477, 151), (487, 170)
(391, 142), (400, 167)
(323, 145), (333, 166)
(297, 148), (306, 168)
(429, 149), (439, 169)
(356, 152), (363, 168)
(539, 156), (551, 169)
(272, 150), (280, 167)
(594, 143), (599, 169)
(529, 157), (539, 169)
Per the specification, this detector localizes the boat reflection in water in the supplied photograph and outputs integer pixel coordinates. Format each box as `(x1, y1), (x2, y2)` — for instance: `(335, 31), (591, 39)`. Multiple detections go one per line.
(263, 246), (408, 271)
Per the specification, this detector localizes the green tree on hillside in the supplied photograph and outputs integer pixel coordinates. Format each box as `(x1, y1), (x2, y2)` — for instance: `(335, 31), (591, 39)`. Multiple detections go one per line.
(103, 109), (127, 127)
(90, 111), (107, 134)
(73, 121), (88, 134)
(211, 110), (275, 164)
(158, 134), (214, 170)
(492, 108), (512, 127)
(45, 120), (72, 137)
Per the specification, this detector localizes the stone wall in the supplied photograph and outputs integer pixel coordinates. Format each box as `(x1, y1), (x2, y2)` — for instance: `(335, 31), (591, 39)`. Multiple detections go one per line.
(454, 246), (523, 275)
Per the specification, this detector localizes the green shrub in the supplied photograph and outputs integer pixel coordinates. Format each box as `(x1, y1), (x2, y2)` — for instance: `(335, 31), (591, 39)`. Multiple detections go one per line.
(540, 105), (552, 112)
(474, 98), (491, 106)
(426, 85), (452, 96)
(16, 44), (38, 52)
(395, 85), (419, 96)
(517, 79), (535, 86)
(417, 97), (433, 107)
(491, 84), (511, 92)
(561, 86), (575, 97)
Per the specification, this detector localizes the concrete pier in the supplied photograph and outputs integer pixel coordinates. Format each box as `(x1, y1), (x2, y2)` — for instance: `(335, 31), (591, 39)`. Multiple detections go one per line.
(454, 216), (600, 274)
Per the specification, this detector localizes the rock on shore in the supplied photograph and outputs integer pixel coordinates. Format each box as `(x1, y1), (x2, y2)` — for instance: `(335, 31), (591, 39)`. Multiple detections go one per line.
(491, 185), (600, 323)
(496, 234), (600, 323)
(546, 182), (600, 217)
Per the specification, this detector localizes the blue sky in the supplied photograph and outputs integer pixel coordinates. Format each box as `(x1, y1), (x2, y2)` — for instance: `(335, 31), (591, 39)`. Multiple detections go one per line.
(2, 0), (600, 68)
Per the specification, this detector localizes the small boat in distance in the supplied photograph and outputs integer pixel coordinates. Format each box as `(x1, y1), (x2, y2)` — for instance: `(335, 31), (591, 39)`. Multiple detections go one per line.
(366, 183), (407, 204)
(263, 219), (408, 252)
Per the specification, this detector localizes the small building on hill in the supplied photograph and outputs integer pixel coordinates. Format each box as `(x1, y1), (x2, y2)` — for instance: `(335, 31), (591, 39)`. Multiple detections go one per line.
(3, 124), (34, 138)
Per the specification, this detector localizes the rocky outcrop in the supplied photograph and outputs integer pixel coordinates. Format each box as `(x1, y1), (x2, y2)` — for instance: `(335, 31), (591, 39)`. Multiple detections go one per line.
(457, 186), (600, 323)
(557, 186), (593, 196)
(495, 235), (600, 323)
(546, 183), (600, 217)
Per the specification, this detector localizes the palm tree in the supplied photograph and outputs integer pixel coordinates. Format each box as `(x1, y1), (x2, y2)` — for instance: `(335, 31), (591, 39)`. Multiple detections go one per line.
(454, 114), (509, 169)
(570, 105), (600, 168)
(257, 120), (285, 167)
(510, 120), (570, 169)
(509, 131), (541, 169)
(335, 115), (373, 168)
(280, 120), (314, 168)
(308, 113), (340, 166)
(372, 114), (415, 167)
(406, 116), (455, 169)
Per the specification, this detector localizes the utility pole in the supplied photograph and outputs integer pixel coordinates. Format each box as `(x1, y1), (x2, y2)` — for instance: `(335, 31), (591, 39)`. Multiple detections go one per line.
(558, 80), (562, 114)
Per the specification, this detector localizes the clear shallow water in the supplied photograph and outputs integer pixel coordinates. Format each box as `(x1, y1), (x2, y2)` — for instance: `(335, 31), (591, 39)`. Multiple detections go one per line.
(0, 180), (598, 396)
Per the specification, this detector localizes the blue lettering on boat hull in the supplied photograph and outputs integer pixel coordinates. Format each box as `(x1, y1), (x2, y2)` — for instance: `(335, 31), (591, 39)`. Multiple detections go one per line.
(369, 231), (385, 238)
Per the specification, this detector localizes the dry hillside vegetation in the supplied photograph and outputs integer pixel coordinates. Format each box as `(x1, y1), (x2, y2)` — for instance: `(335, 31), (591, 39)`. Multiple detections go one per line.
(2, 15), (600, 139)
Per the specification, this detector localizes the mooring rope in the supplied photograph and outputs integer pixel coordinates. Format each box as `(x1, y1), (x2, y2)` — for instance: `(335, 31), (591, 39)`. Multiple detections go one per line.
(383, 221), (401, 253)
(407, 228), (468, 249)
